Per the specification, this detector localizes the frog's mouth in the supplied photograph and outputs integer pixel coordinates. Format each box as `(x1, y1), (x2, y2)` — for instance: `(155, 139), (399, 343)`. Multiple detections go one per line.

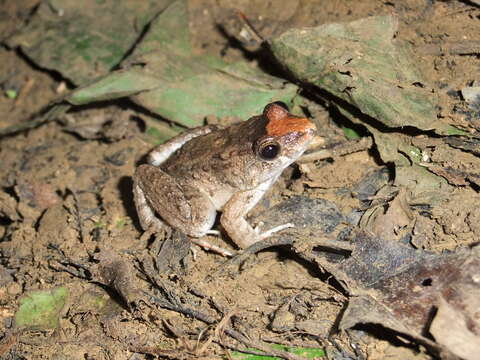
(284, 126), (316, 147)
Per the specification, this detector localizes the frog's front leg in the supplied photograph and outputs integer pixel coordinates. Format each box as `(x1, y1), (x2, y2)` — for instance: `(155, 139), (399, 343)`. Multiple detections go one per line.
(220, 180), (294, 249)
(148, 125), (217, 166)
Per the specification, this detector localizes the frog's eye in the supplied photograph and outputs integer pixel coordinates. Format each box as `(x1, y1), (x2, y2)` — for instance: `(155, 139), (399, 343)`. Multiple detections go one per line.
(258, 141), (281, 161)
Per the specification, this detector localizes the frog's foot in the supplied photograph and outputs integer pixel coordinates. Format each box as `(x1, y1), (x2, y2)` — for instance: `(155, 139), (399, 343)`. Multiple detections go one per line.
(139, 228), (154, 242)
(255, 222), (295, 240)
(190, 237), (235, 257)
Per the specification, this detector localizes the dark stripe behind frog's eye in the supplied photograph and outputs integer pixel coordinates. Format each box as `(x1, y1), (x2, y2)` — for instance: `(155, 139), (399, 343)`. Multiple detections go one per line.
(259, 142), (281, 160)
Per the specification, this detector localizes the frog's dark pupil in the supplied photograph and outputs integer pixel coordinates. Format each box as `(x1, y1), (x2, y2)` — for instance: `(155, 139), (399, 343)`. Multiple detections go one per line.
(260, 143), (280, 160)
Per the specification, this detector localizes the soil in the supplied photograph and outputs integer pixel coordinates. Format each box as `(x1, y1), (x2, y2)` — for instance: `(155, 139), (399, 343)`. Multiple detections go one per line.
(1, 1), (479, 359)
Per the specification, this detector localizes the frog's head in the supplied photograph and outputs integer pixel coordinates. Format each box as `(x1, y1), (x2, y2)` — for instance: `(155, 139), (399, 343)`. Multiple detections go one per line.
(252, 103), (316, 177)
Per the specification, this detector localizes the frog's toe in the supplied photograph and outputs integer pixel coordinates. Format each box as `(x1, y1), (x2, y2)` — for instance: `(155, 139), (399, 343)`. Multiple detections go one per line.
(253, 221), (265, 235)
(259, 222), (295, 240)
(190, 238), (235, 257)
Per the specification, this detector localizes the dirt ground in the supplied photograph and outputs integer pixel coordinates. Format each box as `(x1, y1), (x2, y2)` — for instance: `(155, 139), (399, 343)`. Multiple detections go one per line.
(0, 1), (479, 359)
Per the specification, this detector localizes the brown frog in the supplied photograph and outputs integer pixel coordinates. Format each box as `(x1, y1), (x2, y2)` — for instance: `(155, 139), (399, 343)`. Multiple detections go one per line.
(133, 103), (316, 254)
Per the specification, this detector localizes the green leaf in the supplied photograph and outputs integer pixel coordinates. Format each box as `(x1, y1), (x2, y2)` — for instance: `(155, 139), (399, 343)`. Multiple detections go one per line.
(132, 0), (191, 57)
(14, 287), (68, 330)
(65, 0), (299, 129)
(132, 60), (298, 128)
(342, 126), (361, 139)
(67, 68), (161, 105)
(444, 125), (469, 136)
(7, 0), (174, 85)
(231, 344), (325, 359)
(270, 16), (450, 134)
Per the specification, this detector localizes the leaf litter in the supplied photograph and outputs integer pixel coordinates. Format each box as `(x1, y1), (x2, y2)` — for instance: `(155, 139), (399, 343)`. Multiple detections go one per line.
(6, 0), (174, 86)
(1, 0), (480, 359)
(66, 0), (299, 130)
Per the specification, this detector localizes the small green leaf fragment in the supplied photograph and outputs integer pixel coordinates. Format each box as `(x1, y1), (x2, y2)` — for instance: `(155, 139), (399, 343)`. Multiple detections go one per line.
(231, 344), (325, 359)
(407, 146), (422, 163)
(94, 221), (105, 228)
(443, 125), (469, 136)
(115, 217), (126, 228)
(342, 126), (361, 139)
(14, 287), (68, 330)
(5, 89), (17, 99)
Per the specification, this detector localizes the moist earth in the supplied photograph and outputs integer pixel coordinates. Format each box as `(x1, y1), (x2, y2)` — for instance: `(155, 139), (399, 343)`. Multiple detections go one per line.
(1, 1), (479, 359)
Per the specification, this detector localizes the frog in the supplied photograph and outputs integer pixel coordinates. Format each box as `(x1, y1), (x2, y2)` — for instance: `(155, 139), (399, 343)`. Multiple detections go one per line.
(133, 103), (316, 254)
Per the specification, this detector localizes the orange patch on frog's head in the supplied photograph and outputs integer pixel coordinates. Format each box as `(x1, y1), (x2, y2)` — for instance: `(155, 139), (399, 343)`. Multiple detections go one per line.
(263, 103), (316, 137)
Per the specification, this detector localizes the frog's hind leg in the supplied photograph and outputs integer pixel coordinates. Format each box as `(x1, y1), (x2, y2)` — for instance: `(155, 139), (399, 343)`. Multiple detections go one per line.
(134, 164), (217, 237)
(133, 179), (165, 232)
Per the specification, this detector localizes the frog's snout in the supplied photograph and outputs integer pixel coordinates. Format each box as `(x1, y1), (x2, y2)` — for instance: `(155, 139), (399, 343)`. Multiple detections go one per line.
(299, 120), (316, 141)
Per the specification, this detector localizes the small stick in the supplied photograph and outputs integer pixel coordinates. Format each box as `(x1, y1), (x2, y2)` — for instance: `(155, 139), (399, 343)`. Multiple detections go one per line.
(235, 10), (264, 43)
(12, 77), (35, 108)
(298, 136), (373, 163)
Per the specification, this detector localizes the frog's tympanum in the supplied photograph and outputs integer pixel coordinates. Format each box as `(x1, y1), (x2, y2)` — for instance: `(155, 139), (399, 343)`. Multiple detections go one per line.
(133, 103), (316, 252)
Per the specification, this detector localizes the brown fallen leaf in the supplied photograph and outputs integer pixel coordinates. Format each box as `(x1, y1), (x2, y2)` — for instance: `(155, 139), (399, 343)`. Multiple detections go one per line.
(293, 230), (480, 358)
(360, 187), (414, 242)
(422, 164), (477, 186)
(90, 250), (140, 306)
(211, 197), (479, 358)
(15, 180), (60, 210)
(430, 298), (480, 360)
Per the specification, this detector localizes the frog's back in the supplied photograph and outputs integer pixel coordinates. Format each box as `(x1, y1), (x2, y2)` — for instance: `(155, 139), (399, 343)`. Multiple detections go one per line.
(160, 116), (267, 187)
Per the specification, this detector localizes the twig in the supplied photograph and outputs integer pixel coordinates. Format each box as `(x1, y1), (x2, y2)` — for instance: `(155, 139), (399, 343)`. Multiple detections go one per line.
(298, 137), (373, 163)
(220, 333), (309, 360)
(261, 335), (324, 349)
(198, 311), (236, 354)
(418, 41), (480, 56)
(10, 77), (35, 111)
(235, 10), (264, 43)
(146, 291), (218, 325)
(128, 345), (190, 359)
(48, 245), (92, 279)
(0, 103), (70, 137)
(206, 235), (294, 280)
(146, 290), (309, 359)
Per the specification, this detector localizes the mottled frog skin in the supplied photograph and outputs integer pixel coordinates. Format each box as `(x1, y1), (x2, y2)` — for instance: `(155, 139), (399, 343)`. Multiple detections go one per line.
(133, 103), (316, 249)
